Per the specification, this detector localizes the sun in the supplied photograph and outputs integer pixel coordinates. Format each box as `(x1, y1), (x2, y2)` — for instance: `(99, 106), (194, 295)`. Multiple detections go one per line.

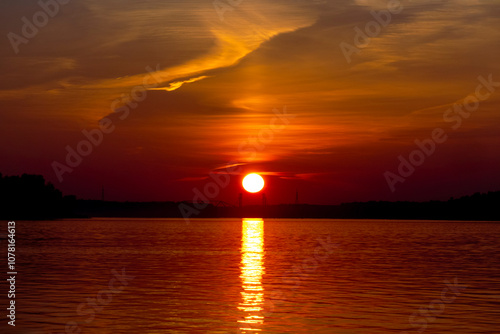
(242, 173), (265, 193)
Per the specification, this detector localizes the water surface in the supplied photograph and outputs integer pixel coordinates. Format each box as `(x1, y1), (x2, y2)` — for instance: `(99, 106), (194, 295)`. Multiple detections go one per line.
(7, 218), (500, 333)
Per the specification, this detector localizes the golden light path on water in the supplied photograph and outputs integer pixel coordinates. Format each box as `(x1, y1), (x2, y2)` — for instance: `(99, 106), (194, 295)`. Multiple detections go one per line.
(238, 218), (265, 333)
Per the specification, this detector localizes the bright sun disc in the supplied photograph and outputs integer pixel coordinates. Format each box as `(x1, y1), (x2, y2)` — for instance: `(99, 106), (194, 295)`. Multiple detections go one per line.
(242, 173), (265, 193)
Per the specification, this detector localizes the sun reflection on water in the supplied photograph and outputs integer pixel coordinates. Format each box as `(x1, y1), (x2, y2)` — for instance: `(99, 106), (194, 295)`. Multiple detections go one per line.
(238, 218), (265, 333)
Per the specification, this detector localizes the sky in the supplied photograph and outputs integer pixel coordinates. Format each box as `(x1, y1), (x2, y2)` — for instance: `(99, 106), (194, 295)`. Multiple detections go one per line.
(0, 0), (499, 205)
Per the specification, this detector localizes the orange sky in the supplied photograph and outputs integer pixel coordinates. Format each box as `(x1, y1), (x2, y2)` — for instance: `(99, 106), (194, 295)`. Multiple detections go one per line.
(1, 0), (499, 204)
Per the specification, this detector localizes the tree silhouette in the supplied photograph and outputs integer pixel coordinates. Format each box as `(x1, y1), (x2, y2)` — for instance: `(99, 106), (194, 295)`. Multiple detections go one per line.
(0, 173), (75, 219)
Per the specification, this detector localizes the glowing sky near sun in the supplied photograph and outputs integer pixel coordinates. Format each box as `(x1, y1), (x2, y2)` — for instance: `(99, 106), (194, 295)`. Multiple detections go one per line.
(0, 0), (499, 204)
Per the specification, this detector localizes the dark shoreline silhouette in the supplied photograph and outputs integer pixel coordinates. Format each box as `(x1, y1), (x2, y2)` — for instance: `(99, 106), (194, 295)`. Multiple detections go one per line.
(0, 173), (76, 220)
(1, 173), (499, 221)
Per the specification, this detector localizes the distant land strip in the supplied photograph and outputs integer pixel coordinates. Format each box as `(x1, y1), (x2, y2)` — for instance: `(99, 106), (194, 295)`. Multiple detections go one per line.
(1, 174), (499, 221)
